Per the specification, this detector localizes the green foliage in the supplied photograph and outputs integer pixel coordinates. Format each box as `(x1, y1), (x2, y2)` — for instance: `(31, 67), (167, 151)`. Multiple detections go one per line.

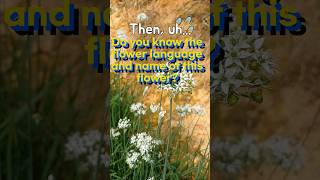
(0, 34), (106, 180)
(109, 77), (209, 180)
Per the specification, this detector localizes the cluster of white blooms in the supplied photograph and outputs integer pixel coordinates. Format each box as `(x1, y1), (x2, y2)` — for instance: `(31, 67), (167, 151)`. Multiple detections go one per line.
(212, 24), (276, 104)
(176, 104), (205, 117)
(130, 103), (147, 116)
(157, 72), (196, 95)
(261, 136), (305, 171)
(136, 12), (149, 22)
(64, 130), (108, 171)
(126, 132), (161, 169)
(176, 104), (192, 117)
(111, 117), (132, 139)
(191, 105), (205, 116)
(117, 117), (131, 129)
(212, 134), (305, 176)
(126, 150), (140, 169)
(147, 177), (155, 180)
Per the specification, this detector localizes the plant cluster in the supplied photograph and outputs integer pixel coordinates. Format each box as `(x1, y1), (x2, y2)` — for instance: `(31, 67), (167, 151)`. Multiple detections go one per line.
(212, 25), (276, 104)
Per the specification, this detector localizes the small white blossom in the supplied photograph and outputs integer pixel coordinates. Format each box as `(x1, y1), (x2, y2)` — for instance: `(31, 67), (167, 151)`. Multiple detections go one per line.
(213, 134), (305, 176)
(130, 103), (147, 116)
(130, 132), (161, 156)
(159, 111), (166, 119)
(64, 130), (107, 171)
(117, 117), (131, 129)
(175, 104), (204, 118)
(157, 72), (196, 95)
(126, 150), (140, 169)
(261, 136), (305, 171)
(191, 105), (205, 116)
(150, 103), (160, 113)
(212, 24), (276, 104)
(176, 104), (192, 117)
(126, 132), (161, 168)
(137, 12), (149, 22)
(147, 177), (155, 180)
(110, 128), (121, 139)
(116, 29), (128, 39)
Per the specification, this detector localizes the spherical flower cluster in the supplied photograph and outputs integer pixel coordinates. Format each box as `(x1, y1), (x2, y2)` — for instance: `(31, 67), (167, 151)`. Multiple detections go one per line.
(126, 132), (161, 169)
(130, 103), (147, 116)
(126, 150), (140, 169)
(212, 134), (305, 176)
(157, 72), (196, 95)
(131, 132), (162, 156)
(261, 136), (305, 171)
(111, 117), (132, 139)
(212, 25), (276, 104)
(176, 104), (205, 117)
(117, 117), (131, 129)
(64, 130), (108, 171)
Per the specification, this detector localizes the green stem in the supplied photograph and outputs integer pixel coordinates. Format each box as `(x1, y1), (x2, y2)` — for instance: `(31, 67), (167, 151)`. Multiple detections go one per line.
(156, 91), (163, 136)
(162, 96), (173, 180)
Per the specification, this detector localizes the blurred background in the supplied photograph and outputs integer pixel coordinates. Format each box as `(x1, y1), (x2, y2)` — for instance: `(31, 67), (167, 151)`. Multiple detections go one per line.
(212, 0), (320, 180)
(0, 0), (109, 179)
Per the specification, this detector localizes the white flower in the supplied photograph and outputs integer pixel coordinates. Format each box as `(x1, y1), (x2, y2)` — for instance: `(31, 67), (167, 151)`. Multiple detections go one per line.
(147, 177), (155, 180)
(157, 72), (196, 95)
(191, 105), (205, 116)
(117, 117), (131, 129)
(130, 132), (160, 156)
(130, 103), (147, 116)
(261, 136), (305, 171)
(127, 132), (161, 168)
(65, 133), (87, 159)
(64, 130), (107, 171)
(159, 111), (166, 119)
(150, 103), (160, 113)
(137, 12), (149, 22)
(212, 25), (276, 104)
(116, 29), (128, 39)
(48, 174), (54, 180)
(176, 104), (192, 117)
(212, 134), (305, 176)
(110, 128), (121, 139)
(126, 150), (140, 169)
